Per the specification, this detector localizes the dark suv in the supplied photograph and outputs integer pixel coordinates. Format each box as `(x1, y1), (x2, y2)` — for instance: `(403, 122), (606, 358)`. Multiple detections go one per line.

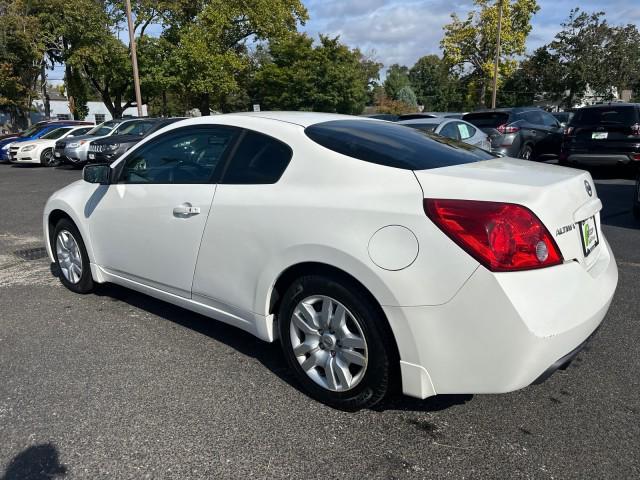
(560, 103), (640, 167)
(463, 107), (564, 160)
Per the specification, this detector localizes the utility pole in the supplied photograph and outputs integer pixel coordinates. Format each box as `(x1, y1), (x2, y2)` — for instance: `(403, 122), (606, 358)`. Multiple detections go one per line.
(491, 0), (504, 109)
(125, 0), (143, 117)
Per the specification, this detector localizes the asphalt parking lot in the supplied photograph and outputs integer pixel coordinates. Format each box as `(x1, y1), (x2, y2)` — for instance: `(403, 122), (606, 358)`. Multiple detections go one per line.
(0, 162), (639, 479)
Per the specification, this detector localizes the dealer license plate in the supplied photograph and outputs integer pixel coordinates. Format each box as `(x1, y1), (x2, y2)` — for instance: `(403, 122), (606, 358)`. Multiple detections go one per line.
(579, 216), (599, 257)
(592, 132), (608, 140)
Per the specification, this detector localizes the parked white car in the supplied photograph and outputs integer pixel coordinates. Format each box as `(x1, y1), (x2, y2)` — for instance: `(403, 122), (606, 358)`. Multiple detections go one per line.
(398, 117), (492, 151)
(10, 125), (92, 166)
(43, 112), (618, 409)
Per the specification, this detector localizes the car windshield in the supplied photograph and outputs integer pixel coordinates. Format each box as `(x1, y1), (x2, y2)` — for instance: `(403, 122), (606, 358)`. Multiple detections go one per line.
(87, 123), (115, 136)
(19, 125), (45, 138)
(42, 127), (73, 140)
(305, 120), (493, 171)
(571, 106), (638, 126)
(463, 112), (510, 128)
(119, 121), (155, 136)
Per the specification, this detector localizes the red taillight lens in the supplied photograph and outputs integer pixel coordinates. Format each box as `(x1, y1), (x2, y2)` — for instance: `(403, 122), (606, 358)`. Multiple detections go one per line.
(497, 124), (519, 134)
(424, 199), (563, 272)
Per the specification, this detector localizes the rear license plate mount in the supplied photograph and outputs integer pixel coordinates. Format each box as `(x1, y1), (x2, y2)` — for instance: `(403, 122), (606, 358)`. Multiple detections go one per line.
(579, 216), (599, 257)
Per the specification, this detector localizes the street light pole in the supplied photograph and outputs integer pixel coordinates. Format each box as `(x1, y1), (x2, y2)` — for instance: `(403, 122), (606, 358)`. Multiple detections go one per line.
(491, 0), (504, 109)
(125, 0), (143, 117)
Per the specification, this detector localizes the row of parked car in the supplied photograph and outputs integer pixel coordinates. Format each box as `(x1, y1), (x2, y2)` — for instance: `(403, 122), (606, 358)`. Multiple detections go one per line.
(0, 117), (183, 167)
(372, 103), (640, 170)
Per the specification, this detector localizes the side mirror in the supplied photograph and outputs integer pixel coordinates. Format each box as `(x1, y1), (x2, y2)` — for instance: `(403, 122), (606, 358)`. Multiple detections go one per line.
(83, 164), (111, 184)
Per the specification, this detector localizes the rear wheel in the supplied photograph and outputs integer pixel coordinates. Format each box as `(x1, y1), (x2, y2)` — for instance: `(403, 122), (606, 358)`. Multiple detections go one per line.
(519, 144), (534, 161)
(278, 275), (393, 410)
(52, 219), (94, 294)
(40, 148), (58, 167)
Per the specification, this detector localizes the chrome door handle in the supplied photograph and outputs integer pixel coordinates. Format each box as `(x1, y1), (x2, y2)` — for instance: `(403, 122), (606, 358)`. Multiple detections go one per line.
(173, 203), (200, 217)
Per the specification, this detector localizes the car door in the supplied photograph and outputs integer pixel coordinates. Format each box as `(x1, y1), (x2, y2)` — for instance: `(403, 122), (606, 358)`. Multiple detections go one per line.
(540, 111), (564, 156)
(521, 110), (552, 155)
(88, 125), (240, 298)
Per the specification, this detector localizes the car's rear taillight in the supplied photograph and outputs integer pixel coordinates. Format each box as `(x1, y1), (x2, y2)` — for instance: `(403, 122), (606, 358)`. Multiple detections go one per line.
(424, 199), (563, 272)
(497, 124), (519, 134)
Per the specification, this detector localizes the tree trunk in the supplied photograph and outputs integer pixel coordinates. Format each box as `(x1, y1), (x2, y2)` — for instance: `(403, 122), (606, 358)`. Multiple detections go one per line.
(477, 81), (487, 109)
(41, 61), (50, 119)
(199, 94), (211, 116)
(162, 90), (168, 117)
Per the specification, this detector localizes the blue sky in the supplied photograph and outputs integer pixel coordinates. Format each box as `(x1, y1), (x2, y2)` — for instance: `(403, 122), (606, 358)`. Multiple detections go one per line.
(302, 0), (640, 69)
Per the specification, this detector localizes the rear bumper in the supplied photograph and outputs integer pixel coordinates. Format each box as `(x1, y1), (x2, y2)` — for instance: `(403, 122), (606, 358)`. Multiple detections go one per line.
(386, 237), (618, 399)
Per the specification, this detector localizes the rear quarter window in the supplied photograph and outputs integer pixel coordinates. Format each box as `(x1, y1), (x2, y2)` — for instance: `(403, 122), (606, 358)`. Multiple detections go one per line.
(305, 120), (494, 170)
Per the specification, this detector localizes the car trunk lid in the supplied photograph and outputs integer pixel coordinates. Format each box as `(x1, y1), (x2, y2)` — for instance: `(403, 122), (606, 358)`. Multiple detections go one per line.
(414, 158), (603, 269)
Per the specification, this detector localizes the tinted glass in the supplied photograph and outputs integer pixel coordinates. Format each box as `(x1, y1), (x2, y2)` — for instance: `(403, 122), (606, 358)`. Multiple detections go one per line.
(439, 122), (461, 141)
(571, 106), (638, 126)
(19, 125), (46, 138)
(222, 130), (292, 184)
(541, 112), (559, 127)
(120, 127), (236, 184)
(522, 110), (544, 125)
(68, 127), (91, 137)
(119, 121), (155, 136)
(462, 112), (510, 128)
(305, 120), (493, 170)
(42, 127), (73, 139)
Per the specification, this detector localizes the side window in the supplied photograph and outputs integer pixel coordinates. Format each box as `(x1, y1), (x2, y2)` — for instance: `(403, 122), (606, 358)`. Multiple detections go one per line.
(522, 110), (544, 125)
(542, 112), (559, 127)
(120, 127), (237, 184)
(222, 130), (292, 184)
(439, 122), (461, 141)
(456, 122), (476, 140)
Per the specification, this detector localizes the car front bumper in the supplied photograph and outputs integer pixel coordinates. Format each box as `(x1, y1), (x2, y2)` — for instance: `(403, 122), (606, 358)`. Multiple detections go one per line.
(385, 236), (618, 399)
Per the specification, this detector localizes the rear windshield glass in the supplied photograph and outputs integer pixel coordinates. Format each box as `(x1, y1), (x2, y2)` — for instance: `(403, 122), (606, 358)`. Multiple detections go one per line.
(305, 120), (493, 170)
(571, 106), (638, 126)
(463, 112), (510, 128)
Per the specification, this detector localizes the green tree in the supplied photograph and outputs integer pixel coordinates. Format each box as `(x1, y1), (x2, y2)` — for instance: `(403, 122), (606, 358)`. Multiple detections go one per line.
(441, 0), (539, 107)
(383, 64), (410, 100)
(396, 85), (417, 107)
(409, 55), (465, 111)
(171, 0), (307, 115)
(252, 33), (379, 115)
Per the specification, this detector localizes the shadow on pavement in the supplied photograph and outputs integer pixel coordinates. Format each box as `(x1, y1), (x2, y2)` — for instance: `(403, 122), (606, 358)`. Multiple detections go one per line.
(92, 282), (469, 413)
(1, 443), (67, 480)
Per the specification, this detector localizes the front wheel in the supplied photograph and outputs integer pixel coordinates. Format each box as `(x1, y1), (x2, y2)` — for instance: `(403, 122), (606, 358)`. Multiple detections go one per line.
(278, 275), (393, 410)
(40, 148), (58, 167)
(52, 219), (94, 293)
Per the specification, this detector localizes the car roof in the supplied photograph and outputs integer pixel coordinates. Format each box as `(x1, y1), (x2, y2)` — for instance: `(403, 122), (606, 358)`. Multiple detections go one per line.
(397, 118), (448, 126)
(577, 103), (639, 109)
(218, 111), (365, 128)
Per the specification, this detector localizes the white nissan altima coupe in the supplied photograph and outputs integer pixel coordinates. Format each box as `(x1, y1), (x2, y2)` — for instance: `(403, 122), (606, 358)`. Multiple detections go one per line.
(43, 112), (618, 410)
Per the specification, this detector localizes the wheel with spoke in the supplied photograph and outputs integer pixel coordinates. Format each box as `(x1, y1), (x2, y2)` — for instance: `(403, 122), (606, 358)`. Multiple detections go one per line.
(52, 218), (94, 293)
(279, 275), (395, 410)
(519, 144), (534, 161)
(40, 148), (58, 167)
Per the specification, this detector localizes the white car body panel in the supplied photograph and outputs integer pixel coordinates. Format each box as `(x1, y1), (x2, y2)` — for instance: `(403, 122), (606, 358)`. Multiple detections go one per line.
(11, 126), (91, 164)
(43, 112), (618, 400)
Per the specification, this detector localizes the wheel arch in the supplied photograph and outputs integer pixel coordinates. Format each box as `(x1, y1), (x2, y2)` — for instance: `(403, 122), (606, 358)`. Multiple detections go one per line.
(45, 204), (96, 266)
(267, 261), (401, 381)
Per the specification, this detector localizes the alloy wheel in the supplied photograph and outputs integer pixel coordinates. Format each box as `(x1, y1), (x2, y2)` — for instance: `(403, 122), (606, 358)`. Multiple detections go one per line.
(56, 230), (83, 284)
(290, 295), (368, 392)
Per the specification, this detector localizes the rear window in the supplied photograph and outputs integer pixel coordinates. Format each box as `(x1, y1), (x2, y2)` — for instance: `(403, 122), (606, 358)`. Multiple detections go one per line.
(462, 112), (510, 128)
(571, 106), (638, 126)
(403, 123), (438, 133)
(305, 120), (493, 170)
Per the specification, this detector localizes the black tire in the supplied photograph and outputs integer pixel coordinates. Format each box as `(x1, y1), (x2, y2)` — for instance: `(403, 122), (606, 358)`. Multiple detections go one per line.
(278, 275), (394, 410)
(52, 218), (94, 294)
(519, 144), (534, 161)
(40, 148), (57, 167)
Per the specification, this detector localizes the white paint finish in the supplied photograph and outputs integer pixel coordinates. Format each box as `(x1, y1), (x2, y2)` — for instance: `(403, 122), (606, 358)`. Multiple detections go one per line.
(43, 112), (619, 400)
(87, 183), (216, 298)
(368, 225), (419, 271)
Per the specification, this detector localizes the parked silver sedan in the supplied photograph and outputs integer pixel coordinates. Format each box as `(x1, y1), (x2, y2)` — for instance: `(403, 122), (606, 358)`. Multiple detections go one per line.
(398, 117), (492, 151)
